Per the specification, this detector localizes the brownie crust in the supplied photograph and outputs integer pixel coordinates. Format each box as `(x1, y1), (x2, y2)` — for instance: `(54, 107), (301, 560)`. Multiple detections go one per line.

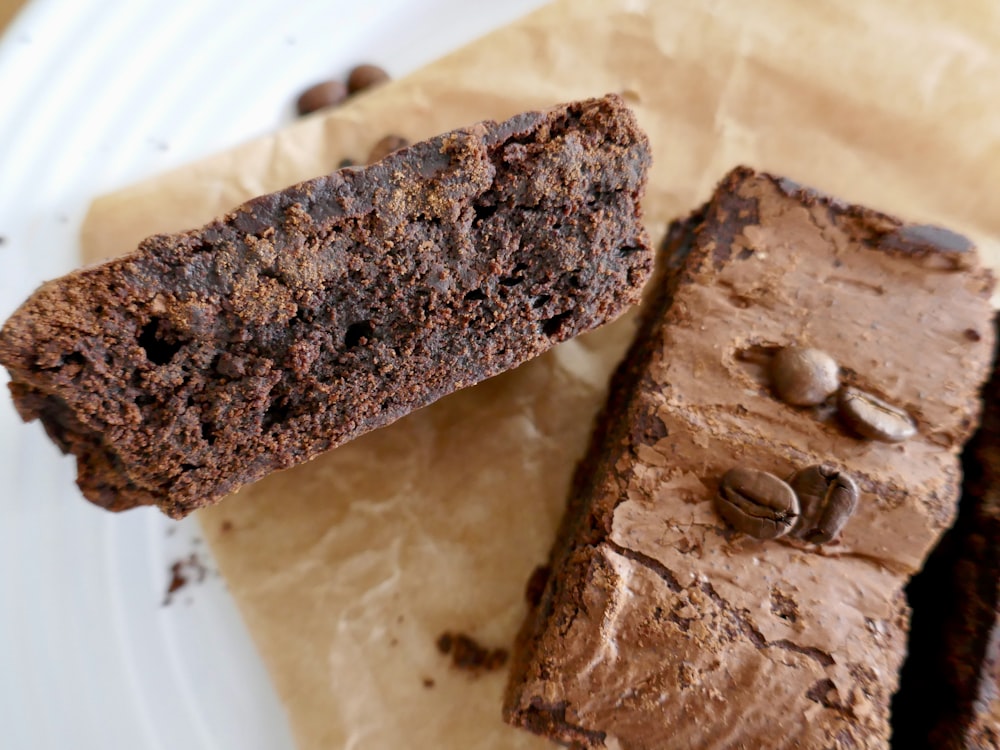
(0, 95), (653, 518)
(504, 167), (996, 748)
(893, 317), (1000, 750)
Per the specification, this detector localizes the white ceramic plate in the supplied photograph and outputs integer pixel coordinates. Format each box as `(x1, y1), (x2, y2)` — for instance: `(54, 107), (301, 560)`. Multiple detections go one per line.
(0, 1), (547, 747)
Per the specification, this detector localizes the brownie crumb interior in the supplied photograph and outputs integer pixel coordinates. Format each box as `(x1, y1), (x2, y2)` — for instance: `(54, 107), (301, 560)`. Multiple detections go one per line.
(0, 94), (653, 518)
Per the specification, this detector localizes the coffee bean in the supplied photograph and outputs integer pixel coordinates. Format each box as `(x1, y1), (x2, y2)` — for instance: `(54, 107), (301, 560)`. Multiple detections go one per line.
(347, 64), (390, 94)
(769, 347), (839, 406)
(837, 386), (916, 443)
(296, 80), (349, 116)
(788, 464), (859, 544)
(715, 467), (799, 540)
(367, 134), (410, 164)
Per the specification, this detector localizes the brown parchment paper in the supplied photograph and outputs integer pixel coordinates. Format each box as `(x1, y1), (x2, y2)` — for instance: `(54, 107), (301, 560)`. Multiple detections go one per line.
(80, 0), (1000, 748)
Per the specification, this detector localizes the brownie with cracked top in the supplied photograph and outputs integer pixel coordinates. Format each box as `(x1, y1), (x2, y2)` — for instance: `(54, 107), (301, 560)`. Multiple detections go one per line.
(0, 94), (652, 519)
(503, 167), (996, 749)
(894, 316), (1000, 749)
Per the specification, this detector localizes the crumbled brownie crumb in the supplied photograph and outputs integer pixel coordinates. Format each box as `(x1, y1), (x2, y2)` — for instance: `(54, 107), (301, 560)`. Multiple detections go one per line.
(436, 631), (509, 673)
(162, 553), (208, 606)
(770, 588), (800, 623)
(164, 562), (186, 602)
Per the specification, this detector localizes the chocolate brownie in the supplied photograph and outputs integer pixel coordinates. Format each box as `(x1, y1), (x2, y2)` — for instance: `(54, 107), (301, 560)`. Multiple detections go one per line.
(503, 167), (996, 748)
(893, 318), (1000, 749)
(0, 95), (652, 519)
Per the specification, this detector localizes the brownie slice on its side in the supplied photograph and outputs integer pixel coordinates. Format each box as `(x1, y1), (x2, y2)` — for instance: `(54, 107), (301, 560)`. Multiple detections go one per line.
(0, 95), (652, 519)
(503, 167), (996, 749)
(893, 318), (1000, 750)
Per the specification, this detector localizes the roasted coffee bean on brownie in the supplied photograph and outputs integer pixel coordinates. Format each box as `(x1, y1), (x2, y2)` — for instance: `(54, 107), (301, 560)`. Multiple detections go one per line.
(0, 94), (653, 519)
(503, 167), (995, 749)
